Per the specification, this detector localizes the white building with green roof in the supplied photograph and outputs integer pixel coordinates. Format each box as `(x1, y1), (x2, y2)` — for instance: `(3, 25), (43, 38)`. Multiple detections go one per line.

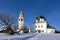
(34, 16), (55, 34)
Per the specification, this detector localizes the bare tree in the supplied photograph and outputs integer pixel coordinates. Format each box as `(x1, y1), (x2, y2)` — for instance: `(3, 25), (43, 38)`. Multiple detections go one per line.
(0, 13), (15, 34)
(0, 14), (14, 27)
(12, 25), (18, 32)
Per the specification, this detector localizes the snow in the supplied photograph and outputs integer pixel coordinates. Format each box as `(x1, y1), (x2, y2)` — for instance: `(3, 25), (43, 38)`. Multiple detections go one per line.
(0, 33), (60, 40)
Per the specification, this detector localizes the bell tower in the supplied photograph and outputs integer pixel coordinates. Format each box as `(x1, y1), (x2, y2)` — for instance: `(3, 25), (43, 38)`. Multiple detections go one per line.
(18, 10), (25, 30)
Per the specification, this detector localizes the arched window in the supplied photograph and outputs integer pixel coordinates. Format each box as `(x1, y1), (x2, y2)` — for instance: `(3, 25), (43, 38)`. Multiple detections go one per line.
(42, 30), (44, 32)
(41, 25), (43, 28)
(35, 26), (37, 28)
(51, 30), (53, 32)
(21, 19), (23, 21)
(38, 26), (40, 28)
(19, 19), (20, 21)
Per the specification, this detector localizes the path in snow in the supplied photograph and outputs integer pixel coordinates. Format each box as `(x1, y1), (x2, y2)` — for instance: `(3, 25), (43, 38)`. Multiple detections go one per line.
(11, 33), (38, 40)
(0, 33), (60, 40)
(0, 33), (37, 40)
(27, 33), (60, 40)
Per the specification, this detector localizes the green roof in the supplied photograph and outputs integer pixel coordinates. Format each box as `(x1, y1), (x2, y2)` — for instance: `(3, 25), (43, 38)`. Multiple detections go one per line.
(47, 25), (54, 29)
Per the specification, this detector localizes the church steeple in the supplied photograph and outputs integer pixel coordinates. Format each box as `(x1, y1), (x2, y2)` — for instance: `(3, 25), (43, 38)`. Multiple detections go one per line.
(19, 10), (24, 18)
(18, 10), (25, 30)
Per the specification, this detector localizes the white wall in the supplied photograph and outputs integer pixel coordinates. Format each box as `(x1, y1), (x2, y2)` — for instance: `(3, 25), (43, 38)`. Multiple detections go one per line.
(47, 29), (55, 34)
(34, 22), (47, 33)
(18, 15), (24, 30)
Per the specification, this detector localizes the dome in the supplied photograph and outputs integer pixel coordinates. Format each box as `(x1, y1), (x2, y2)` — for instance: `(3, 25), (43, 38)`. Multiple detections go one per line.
(36, 17), (38, 19)
(40, 16), (46, 20)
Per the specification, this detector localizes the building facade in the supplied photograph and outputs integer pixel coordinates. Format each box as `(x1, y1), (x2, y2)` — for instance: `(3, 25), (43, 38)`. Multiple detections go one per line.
(34, 16), (55, 34)
(17, 10), (25, 34)
(17, 10), (55, 34)
(18, 10), (25, 30)
(17, 10), (31, 34)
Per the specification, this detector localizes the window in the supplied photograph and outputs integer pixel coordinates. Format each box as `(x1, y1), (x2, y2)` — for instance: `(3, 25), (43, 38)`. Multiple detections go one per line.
(42, 30), (44, 32)
(38, 26), (40, 28)
(21, 19), (23, 21)
(19, 19), (20, 21)
(35, 26), (37, 28)
(52, 30), (53, 32)
(41, 25), (43, 27)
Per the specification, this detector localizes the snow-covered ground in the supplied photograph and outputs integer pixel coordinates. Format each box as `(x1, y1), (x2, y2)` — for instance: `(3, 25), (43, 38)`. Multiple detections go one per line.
(0, 33), (60, 40)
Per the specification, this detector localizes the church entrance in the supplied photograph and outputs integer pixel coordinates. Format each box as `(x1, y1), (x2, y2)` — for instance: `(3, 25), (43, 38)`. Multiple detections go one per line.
(37, 30), (41, 33)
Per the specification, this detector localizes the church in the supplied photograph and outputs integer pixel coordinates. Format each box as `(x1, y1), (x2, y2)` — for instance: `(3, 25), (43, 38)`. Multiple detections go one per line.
(17, 10), (55, 34)
(34, 16), (55, 34)
(17, 10), (30, 34)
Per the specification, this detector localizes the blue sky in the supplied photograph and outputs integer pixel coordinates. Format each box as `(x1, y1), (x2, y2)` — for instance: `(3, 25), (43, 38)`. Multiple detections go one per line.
(0, 0), (60, 30)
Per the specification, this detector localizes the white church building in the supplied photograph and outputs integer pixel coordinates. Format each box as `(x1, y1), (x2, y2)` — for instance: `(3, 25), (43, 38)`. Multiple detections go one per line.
(34, 16), (55, 34)
(17, 10), (55, 34)
(16, 10), (25, 34)
(17, 10), (30, 34)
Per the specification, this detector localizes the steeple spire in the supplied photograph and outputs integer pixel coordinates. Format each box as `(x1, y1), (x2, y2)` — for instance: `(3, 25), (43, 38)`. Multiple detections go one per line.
(19, 10), (24, 17)
(18, 10), (25, 30)
(20, 10), (23, 15)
